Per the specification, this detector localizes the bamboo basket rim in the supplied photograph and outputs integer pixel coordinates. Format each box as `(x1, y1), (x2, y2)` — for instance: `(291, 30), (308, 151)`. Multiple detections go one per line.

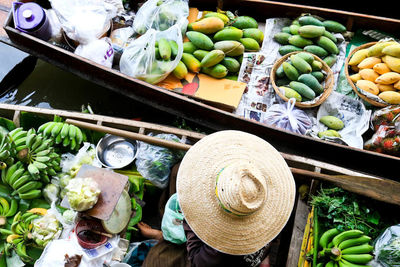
(270, 51), (334, 109)
(344, 41), (390, 108)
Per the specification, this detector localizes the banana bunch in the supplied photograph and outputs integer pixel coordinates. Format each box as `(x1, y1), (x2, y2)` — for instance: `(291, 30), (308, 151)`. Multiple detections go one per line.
(1, 162), (43, 200)
(0, 197), (18, 225)
(3, 209), (45, 262)
(317, 228), (374, 266)
(38, 121), (86, 151)
(12, 128), (61, 181)
(8, 127), (28, 153)
(0, 132), (14, 169)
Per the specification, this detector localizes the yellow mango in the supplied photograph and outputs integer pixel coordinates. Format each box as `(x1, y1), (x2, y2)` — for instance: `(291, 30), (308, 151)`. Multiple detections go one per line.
(382, 43), (400, 57)
(377, 84), (396, 92)
(356, 80), (379, 95)
(348, 48), (369, 66)
(191, 17), (225, 34)
(375, 72), (400, 85)
(394, 80), (400, 90)
(373, 63), (391, 75)
(382, 55), (400, 73)
(379, 91), (400, 104)
(357, 57), (382, 69)
(367, 41), (398, 57)
(349, 73), (362, 83)
(359, 68), (380, 82)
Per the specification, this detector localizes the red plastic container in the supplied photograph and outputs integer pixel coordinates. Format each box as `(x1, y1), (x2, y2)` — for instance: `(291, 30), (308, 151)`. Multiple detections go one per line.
(75, 219), (108, 249)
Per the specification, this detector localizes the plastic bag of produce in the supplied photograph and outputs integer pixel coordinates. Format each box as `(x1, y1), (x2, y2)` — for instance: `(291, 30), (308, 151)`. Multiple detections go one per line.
(135, 133), (185, 189)
(373, 224), (400, 267)
(65, 177), (101, 211)
(370, 105), (400, 132)
(161, 193), (186, 244)
(263, 98), (312, 135)
(50, 0), (117, 44)
(364, 124), (400, 156)
(74, 37), (114, 68)
(120, 24), (183, 84)
(132, 0), (189, 35)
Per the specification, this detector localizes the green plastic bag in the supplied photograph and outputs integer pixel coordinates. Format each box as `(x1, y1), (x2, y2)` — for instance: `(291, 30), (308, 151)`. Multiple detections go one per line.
(161, 193), (186, 244)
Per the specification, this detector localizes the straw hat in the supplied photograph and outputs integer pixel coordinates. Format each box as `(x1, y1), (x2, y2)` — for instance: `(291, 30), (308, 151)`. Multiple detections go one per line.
(176, 130), (296, 255)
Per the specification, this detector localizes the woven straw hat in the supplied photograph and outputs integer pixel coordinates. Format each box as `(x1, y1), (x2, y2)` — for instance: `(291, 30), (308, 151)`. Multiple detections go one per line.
(176, 130), (296, 255)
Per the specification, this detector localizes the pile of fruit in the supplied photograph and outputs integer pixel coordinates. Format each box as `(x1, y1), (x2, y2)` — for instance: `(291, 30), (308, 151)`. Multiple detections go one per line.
(318, 115), (345, 138)
(173, 12), (264, 80)
(275, 51), (328, 103)
(316, 228), (374, 266)
(274, 15), (346, 67)
(348, 40), (400, 104)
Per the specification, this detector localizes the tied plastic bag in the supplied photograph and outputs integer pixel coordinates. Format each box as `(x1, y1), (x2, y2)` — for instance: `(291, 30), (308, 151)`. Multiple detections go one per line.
(370, 105), (400, 132)
(133, 0), (189, 35)
(50, 0), (117, 44)
(263, 99), (312, 135)
(75, 37), (114, 68)
(120, 25), (183, 84)
(161, 193), (186, 244)
(135, 133), (185, 189)
(364, 124), (400, 156)
(373, 224), (400, 267)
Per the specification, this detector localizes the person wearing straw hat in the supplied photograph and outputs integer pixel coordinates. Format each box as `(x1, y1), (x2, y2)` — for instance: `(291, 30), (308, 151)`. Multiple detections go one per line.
(140, 130), (296, 267)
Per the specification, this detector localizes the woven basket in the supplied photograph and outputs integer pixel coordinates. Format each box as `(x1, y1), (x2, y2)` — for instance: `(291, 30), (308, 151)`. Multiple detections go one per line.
(271, 51), (334, 108)
(344, 41), (388, 108)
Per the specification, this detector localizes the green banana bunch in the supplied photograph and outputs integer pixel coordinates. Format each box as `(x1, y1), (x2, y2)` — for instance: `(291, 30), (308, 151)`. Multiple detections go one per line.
(38, 121), (86, 151)
(0, 197), (18, 225)
(1, 162), (43, 200)
(317, 229), (374, 266)
(8, 127), (28, 152)
(12, 128), (61, 181)
(0, 132), (14, 169)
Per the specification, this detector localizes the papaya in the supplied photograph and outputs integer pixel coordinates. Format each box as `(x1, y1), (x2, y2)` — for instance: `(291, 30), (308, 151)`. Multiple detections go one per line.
(298, 25), (325, 38)
(316, 36), (339, 54)
(183, 42), (197, 54)
(190, 17), (225, 34)
(298, 73), (324, 94)
(322, 20), (346, 33)
(201, 64), (228, 78)
(290, 54), (312, 74)
(232, 16), (258, 29)
(298, 16), (324, 27)
(181, 53), (201, 73)
(221, 57), (240, 73)
(281, 86), (302, 102)
(304, 45), (329, 58)
(288, 35), (313, 48)
(204, 12), (229, 25)
(172, 61), (188, 79)
(214, 28), (243, 41)
(243, 28), (264, 44)
(282, 62), (299, 81)
(214, 41), (245, 57)
(289, 81), (316, 99)
(200, 50), (225, 68)
(240, 38), (260, 52)
(186, 31), (214, 50)
(193, 50), (209, 61)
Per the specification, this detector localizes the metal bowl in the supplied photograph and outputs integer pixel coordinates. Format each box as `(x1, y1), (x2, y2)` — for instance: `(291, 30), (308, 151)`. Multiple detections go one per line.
(96, 134), (138, 169)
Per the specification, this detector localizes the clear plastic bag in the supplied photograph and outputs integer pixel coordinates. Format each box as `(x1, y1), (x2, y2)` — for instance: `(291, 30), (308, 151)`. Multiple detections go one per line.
(50, 0), (117, 44)
(120, 25), (183, 84)
(135, 133), (185, 189)
(373, 224), (400, 267)
(133, 0), (189, 35)
(364, 124), (400, 156)
(370, 105), (400, 132)
(263, 99), (312, 135)
(161, 193), (186, 244)
(74, 37), (114, 68)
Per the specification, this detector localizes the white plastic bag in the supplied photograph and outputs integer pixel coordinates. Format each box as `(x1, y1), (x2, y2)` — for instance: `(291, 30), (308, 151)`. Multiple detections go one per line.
(263, 99), (312, 135)
(133, 0), (189, 35)
(50, 0), (117, 44)
(75, 37), (114, 68)
(120, 24), (183, 84)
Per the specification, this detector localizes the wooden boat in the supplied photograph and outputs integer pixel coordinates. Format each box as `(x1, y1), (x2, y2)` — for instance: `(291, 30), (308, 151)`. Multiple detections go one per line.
(2, 0), (400, 178)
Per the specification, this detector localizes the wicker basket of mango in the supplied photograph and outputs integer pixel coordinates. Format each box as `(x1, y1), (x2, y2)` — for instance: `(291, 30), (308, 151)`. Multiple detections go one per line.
(345, 40), (400, 107)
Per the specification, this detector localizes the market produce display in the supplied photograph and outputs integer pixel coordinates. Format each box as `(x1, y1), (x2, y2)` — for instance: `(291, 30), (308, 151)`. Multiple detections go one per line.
(347, 40), (400, 105)
(274, 15), (346, 67)
(173, 11), (263, 80)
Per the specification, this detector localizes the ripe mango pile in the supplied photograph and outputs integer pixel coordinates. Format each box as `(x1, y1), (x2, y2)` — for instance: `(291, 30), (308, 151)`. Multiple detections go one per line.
(173, 12), (264, 80)
(348, 41), (400, 104)
(275, 52), (327, 103)
(274, 15), (346, 67)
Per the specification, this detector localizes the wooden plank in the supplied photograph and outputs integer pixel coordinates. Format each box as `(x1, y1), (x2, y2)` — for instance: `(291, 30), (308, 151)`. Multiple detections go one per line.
(286, 196), (311, 267)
